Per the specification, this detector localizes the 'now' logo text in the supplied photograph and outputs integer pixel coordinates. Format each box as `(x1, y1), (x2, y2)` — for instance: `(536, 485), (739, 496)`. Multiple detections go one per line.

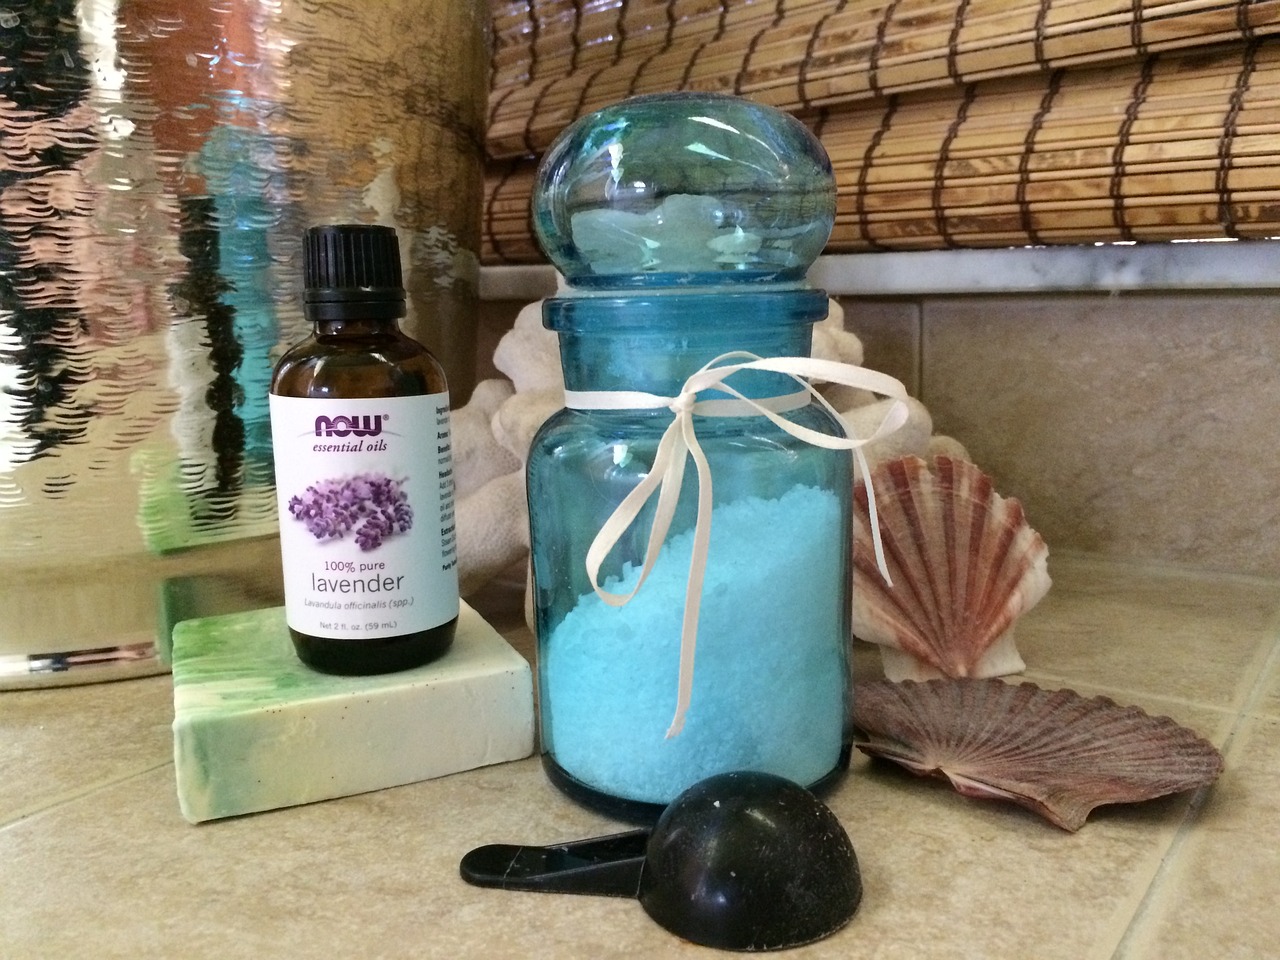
(314, 415), (384, 437)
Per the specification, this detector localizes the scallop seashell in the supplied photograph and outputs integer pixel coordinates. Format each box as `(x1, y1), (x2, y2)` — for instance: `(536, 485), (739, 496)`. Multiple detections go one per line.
(851, 678), (1224, 831)
(853, 455), (1051, 681)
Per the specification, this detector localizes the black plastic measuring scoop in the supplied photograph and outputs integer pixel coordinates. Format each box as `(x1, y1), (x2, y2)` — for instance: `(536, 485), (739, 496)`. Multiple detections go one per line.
(459, 770), (862, 952)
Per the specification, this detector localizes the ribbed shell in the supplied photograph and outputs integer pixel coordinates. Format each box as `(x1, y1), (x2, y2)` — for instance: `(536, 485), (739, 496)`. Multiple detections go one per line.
(852, 678), (1224, 831)
(853, 455), (1050, 680)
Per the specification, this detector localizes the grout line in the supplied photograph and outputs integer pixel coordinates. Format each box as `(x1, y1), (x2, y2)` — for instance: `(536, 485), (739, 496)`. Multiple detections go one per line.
(1017, 669), (1240, 721)
(1106, 780), (1221, 960)
(1107, 627), (1280, 959)
(0, 761), (175, 834)
(1235, 617), (1280, 720)
(914, 298), (926, 401)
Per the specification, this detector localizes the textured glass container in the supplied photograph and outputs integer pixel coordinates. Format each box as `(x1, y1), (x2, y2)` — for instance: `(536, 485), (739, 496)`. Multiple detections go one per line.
(0, 0), (487, 688)
(527, 93), (851, 819)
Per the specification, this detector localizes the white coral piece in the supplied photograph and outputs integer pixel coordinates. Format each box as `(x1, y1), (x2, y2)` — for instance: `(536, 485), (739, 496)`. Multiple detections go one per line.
(452, 299), (562, 596)
(456, 471), (529, 596)
(843, 396), (936, 476)
(453, 379), (520, 499)
(492, 299), (562, 393)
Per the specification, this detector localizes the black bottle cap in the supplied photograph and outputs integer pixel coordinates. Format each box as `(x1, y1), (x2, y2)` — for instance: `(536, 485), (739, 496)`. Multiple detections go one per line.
(303, 223), (406, 320)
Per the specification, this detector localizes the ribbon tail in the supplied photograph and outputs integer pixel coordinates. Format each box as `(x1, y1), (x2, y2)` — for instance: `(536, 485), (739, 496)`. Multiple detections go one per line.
(854, 445), (893, 588)
(646, 426), (690, 581)
(666, 414), (715, 739)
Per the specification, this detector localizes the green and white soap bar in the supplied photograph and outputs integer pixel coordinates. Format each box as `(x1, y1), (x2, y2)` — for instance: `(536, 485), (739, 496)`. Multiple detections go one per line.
(172, 602), (533, 823)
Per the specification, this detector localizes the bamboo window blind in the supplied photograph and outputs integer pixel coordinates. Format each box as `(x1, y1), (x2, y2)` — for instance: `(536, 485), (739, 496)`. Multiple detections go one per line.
(482, 0), (1280, 263)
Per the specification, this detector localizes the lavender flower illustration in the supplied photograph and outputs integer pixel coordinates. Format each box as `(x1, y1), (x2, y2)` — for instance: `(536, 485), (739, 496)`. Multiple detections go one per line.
(287, 473), (413, 551)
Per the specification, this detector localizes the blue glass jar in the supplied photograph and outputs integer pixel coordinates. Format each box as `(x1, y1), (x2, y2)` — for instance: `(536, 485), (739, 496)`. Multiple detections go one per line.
(525, 93), (897, 819)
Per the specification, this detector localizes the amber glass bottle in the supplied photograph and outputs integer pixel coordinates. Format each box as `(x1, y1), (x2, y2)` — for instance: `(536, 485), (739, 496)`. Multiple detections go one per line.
(269, 224), (459, 674)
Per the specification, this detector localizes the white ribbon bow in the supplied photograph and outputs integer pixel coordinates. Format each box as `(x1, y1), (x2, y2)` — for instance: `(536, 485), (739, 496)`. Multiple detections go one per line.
(567, 351), (910, 738)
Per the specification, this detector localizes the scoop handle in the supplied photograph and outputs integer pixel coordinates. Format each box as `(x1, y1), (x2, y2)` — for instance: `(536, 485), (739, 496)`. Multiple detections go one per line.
(459, 829), (649, 899)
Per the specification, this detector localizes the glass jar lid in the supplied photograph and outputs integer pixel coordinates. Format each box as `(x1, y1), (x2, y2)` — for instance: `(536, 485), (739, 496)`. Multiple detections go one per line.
(533, 93), (836, 288)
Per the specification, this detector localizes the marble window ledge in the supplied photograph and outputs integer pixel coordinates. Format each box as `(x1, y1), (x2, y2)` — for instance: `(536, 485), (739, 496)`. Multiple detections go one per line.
(479, 239), (1280, 300)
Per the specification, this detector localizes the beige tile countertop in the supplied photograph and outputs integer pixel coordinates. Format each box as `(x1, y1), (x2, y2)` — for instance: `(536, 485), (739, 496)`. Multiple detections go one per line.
(3, 553), (1279, 960)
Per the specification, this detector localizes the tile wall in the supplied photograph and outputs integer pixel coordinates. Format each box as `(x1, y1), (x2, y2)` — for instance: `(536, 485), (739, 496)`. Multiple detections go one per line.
(839, 293), (1280, 578)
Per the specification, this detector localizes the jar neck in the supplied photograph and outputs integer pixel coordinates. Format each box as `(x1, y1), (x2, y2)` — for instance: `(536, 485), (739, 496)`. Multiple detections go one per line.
(545, 288), (828, 396)
(557, 327), (814, 397)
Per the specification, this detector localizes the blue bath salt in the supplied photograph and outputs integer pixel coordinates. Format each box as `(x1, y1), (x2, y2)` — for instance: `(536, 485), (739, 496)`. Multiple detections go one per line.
(542, 484), (846, 804)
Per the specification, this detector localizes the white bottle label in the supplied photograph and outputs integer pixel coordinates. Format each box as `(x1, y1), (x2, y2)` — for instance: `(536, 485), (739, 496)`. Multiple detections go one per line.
(269, 393), (459, 640)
